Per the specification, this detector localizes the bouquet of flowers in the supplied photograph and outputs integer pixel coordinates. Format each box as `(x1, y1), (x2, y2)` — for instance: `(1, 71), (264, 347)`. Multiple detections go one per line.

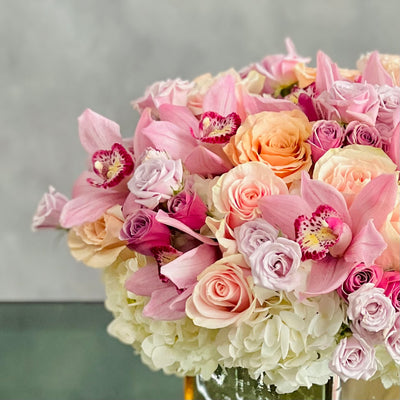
(33, 39), (400, 394)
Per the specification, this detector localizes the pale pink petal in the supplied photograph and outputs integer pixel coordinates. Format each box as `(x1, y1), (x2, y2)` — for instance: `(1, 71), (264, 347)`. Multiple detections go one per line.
(302, 172), (351, 224)
(161, 244), (220, 288)
(158, 104), (199, 135)
(125, 263), (165, 297)
(133, 108), (154, 158)
(59, 190), (127, 228)
(387, 125), (400, 169)
(242, 92), (298, 115)
(349, 174), (398, 234)
(259, 194), (312, 239)
(302, 257), (351, 297)
(143, 286), (186, 320)
(315, 51), (342, 93)
(78, 109), (122, 154)
(155, 210), (218, 246)
(202, 75), (237, 115)
(344, 219), (387, 267)
(183, 145), (231, 175)
(361, 51), (394, 86)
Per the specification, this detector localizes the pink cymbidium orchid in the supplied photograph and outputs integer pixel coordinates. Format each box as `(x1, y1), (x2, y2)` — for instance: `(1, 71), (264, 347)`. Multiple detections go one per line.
(360, 51), (394, 87)
(259, 172), (398, 297)
(60, 109), (133, 228)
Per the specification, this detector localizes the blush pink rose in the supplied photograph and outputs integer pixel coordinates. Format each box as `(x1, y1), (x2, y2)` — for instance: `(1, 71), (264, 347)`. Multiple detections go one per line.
(32, 186), (68, 230)
(316, 81), (379, 125)
(185, 253), (255, 329)
(132, 78), (194, 115)
(329, 334), (377, 382)
(120, 208), (171, 255)
(167, 190), (207, 230)
(212, 161), (288, 229)
(347, 283), (396, 344)
(385, 312), (400, 363)
(376, 85), (400, 144)
(378, 271), (400, 311)
(308, 120), (345, 162)
(337, 263), (384, 302)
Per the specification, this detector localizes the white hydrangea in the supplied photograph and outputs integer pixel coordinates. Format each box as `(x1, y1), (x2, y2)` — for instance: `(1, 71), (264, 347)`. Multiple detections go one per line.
(215, 288), (346, 393)
(372, 344), (400, 389)
(103, 254), (219, 379)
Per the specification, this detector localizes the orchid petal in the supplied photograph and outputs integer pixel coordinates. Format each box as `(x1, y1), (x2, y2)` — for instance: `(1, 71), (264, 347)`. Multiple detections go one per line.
(184, 145), (231, 176)
(242, 92), (298, 115)
(133, 108), (154, 158)
(78, 109), (121, 154)
(143, 286), (186, 320)
(259, 194), (312, 239)
(59, 190), (127, 228)
(203, 75), (237, 115)
(158, 104), (199, 134)
(161, 244), (220, 288)
(155, 210), (218, 246)
(302, 257), (351, 297)
(344, 219), (387, 267)
(315, 51), (342, 93)
(302, 172), (351, 224)
(349, 174), (398, 234)
(125, 263), (165, 297)
(387, 125), (400, 169)
(361, 51), (393, 86)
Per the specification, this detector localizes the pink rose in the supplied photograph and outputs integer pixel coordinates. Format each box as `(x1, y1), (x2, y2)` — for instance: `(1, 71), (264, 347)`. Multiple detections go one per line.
(344, 121), (382, 148)
(234, 218), (279, 262)
(378, 271), (400, 311)
(385, 312), (400, 363)
(167, 190), (207, 230)
(376, 85), (400, 144)
(308, 120), (345, 162)
(186, 253), (254, 328)
(337, 263), (384, 302)
(316, 81), (379, 125)
(120, 209), (171, 255)
(347, 283), (396, 344)
(329, 334), (377, 382)
(128, 151), (183, 209)
(212, 162), (288, 229)
(132, 78), (194, 115)
(32, 186), (68, 230)
(248, 237), (303, 292)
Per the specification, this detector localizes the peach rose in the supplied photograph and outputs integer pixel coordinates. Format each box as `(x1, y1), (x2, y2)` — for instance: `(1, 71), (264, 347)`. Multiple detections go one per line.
(375, 187), (400, 271)
(212, 162), (288, 228)
(185, 253), (255, 329)
(68, 205), (127, 268)
(313, 144), (398, 207)
(223, 110), (312, 183)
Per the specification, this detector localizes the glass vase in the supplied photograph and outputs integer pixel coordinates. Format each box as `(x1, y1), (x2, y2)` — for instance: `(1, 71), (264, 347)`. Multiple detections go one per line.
(184, 367), (341, 400)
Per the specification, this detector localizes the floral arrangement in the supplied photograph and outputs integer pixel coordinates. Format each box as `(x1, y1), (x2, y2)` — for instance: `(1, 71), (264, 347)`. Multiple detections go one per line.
(33, 39), (400, 394)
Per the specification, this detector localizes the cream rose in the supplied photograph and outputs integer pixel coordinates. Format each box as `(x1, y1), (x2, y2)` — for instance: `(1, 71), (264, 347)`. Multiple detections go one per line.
(68, 205), (127, 268)
(186, 253), (255, 329)
(212, 161), (288, 228)
(313, 144), (398, 207)
(223, 110), (312, 183)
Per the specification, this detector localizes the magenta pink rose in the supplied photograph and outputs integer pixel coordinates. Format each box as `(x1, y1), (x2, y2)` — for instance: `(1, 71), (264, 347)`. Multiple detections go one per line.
(167, 190), (207, 230)
(385, 312), (400, 363)
(186, 253), (254, 328)
(120, 209), (171, 255)
(378, 271), (400, 311)
(347, 283), (396, 344)
(308, 120), (345, 162)
(344, 121), (382, 148)
(329, 334), (377, 382)
(316, 81), (379, 125)
(32, 186), (68, 230)
(132, 78), (194, 115)
(337, 263), (384, 302)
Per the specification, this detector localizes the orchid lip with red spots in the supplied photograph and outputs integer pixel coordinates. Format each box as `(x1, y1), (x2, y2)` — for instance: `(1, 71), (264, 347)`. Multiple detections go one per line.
(196, 111), (241, 144)
(87, 143), (134, 189)
(294, 204), (342, 261)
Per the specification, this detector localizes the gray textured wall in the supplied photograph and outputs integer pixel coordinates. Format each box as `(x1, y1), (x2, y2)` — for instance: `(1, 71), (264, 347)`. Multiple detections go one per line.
(2, 0), (400, 300)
